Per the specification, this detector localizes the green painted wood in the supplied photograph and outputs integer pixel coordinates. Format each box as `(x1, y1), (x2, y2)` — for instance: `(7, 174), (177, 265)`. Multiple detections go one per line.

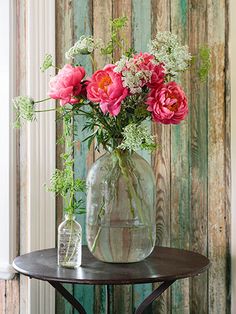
(55, 1), (231, 313)
(132, 0), (153, 312)
(188, 1), (208, 313)
(73, 1), (95, 313)
(112, 2), (133, 313)
(207, 1), (229, 313)
(170, 1), (190, 313)
(151, 1), (171, 313)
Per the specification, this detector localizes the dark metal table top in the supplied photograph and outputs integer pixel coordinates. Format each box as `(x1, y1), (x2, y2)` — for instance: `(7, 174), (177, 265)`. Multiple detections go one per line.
(13, 246), (210, 285)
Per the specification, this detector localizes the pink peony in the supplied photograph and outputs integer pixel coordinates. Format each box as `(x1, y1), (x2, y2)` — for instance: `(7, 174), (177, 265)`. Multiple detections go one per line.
(87, 64), (128, 116)
(146, 82), (188, 124)
(119, 52), (164, 91)
(133, 52), (164, 88)
(147, 62), (165, 88)
(133, 52), (154, 67)
(49, 64), (86, 106)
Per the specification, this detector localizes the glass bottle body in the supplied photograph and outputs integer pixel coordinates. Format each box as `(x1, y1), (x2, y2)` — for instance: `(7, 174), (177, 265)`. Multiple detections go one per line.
(58, 214), (82, 268)
(86, 150), (156, 263)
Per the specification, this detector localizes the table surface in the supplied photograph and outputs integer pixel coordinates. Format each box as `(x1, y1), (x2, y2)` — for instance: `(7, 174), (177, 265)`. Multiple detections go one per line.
(13, 246), (210, 285)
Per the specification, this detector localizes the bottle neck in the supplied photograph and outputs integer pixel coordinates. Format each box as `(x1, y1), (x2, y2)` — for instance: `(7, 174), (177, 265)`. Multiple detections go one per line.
(65, 213), (76, 221)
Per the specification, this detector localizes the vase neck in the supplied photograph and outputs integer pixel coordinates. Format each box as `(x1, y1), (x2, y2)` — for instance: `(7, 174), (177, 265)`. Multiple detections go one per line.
(65, 213), (76, 221)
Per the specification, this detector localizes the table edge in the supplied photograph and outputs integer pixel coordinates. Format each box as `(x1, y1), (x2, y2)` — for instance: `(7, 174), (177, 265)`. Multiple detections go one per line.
(13, 248), (210, 285)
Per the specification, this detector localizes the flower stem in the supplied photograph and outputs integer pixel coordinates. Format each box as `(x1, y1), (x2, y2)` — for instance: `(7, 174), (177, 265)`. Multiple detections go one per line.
(34, 97), (51, 104)
(115, 150), (145, 223)
(35, 108), (56, 113)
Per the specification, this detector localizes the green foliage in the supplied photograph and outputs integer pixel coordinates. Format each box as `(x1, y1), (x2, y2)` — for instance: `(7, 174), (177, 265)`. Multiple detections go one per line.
(198, 46), (211, 82)
(118, 123), (158, 152)
(77, 92), (151, 152)
(48, 110), (86, 215)
(100, 16), (128, 57)
(40, 54), (53, 72)
(13, 96), (36, 128)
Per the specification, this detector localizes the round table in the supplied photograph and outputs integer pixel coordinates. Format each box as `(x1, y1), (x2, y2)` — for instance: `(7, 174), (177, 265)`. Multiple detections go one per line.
(13, 246), (210, 314)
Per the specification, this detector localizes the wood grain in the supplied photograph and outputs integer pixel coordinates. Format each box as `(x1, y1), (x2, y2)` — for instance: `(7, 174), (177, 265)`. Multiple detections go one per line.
(72, 0), (95, 313)
(207, 0), (229, 313)
(112, 1), (133, 313)
(93, 0), (113, 163)
(188, 1), (208, 313)
(151, 1), (171, 313)
(225, 0), (231, 312)
(0, 281), (6, 314)
(92, 1), (113, 312)
(132, 0), (152, 312)
(170, 1), (190, 313)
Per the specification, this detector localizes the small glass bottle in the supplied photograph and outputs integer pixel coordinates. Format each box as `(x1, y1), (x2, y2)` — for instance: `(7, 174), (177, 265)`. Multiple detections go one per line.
(58, 213), (82, 268)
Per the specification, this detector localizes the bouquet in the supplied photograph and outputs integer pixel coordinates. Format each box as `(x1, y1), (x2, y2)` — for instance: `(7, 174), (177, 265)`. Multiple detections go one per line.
(13, 17), (212, 262)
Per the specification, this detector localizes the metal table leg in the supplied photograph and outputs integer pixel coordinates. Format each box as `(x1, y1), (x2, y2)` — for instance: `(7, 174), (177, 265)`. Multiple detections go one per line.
(48, 281), (87, 314)
(135, 280), (175, 314)
(106, 284), (111, 314)
(49, 280), (175, 314)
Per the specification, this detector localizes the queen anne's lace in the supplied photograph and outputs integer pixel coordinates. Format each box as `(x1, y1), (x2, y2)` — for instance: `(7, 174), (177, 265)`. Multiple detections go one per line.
(148, 31), (191, 77)
(13, 96), (35, 127)
(65, 36), (102, 59)
(114, 55), (153, 94)
(118, 123), (157, 152)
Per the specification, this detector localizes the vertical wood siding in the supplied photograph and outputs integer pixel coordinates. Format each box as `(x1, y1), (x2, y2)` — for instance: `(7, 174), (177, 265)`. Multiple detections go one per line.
(54, 0), (230, 313)
(5, 0), (229, 314)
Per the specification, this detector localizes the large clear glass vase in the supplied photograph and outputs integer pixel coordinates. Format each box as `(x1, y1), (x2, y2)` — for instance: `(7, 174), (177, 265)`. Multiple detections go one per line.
(86, 149), (156, 263)
(58, 214), (82, 268)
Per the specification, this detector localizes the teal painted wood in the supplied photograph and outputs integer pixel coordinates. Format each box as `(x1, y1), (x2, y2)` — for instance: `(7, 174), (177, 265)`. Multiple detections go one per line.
(73, 1), (95, 313)
(170, 1), (191, 313)
(132, 0), (153, 312)
(188, 1), (208, 313)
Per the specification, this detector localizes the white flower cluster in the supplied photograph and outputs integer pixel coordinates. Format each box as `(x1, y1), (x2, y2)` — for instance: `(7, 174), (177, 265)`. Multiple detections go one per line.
(40, 54), (53, 72)
(148, 31), (191, 77)
(65, 36), (101, 59)
(114, 55), (152, 94)
(13, 96), (35, 127)
(118, 123), (157, 152)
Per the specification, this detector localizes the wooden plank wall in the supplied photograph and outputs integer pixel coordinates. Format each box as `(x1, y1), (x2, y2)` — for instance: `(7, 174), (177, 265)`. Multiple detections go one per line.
(1, 1), (229, 314)
(54, 0), (230, 313)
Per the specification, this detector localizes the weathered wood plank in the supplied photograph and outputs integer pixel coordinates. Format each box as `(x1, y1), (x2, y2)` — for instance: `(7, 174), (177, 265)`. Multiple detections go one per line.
(73, 1), (95, 313)
(93, 0), (113, 70)
(111, 1), (133, 313)
(170, 1), (190, 313)
(0, 281), (6, 314)
(188, 1), (208, 313)
(93, 0), (113, 163)
(5, 278), (20, 314)
(132, 0), (152, 312)
(225, 0), (231, 311)
(112, 0), (132, 60)
(207, 0), (229, 313)
(151, 0), (171, 313)
(0, 278), (20, 314)
(73, 0), (93, 245)
(55, 1), (74, 313)
(92, 1), (113, 312)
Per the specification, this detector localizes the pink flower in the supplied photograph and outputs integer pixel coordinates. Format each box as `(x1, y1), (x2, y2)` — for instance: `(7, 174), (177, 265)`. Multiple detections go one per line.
(133, 53), (164, 88)
(117, 52), (164, 93)
(133, 52), (154, 67)
(49, 64), (86, 106)
(87, 64), (128, 116)
(147, 62), (165, 89)
(146, 82), (188, 124)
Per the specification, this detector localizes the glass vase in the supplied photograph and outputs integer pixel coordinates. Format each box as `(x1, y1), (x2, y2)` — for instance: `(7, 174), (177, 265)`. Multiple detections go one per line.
(58, 214), (82, 268)
(86, 149), (156, 263)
